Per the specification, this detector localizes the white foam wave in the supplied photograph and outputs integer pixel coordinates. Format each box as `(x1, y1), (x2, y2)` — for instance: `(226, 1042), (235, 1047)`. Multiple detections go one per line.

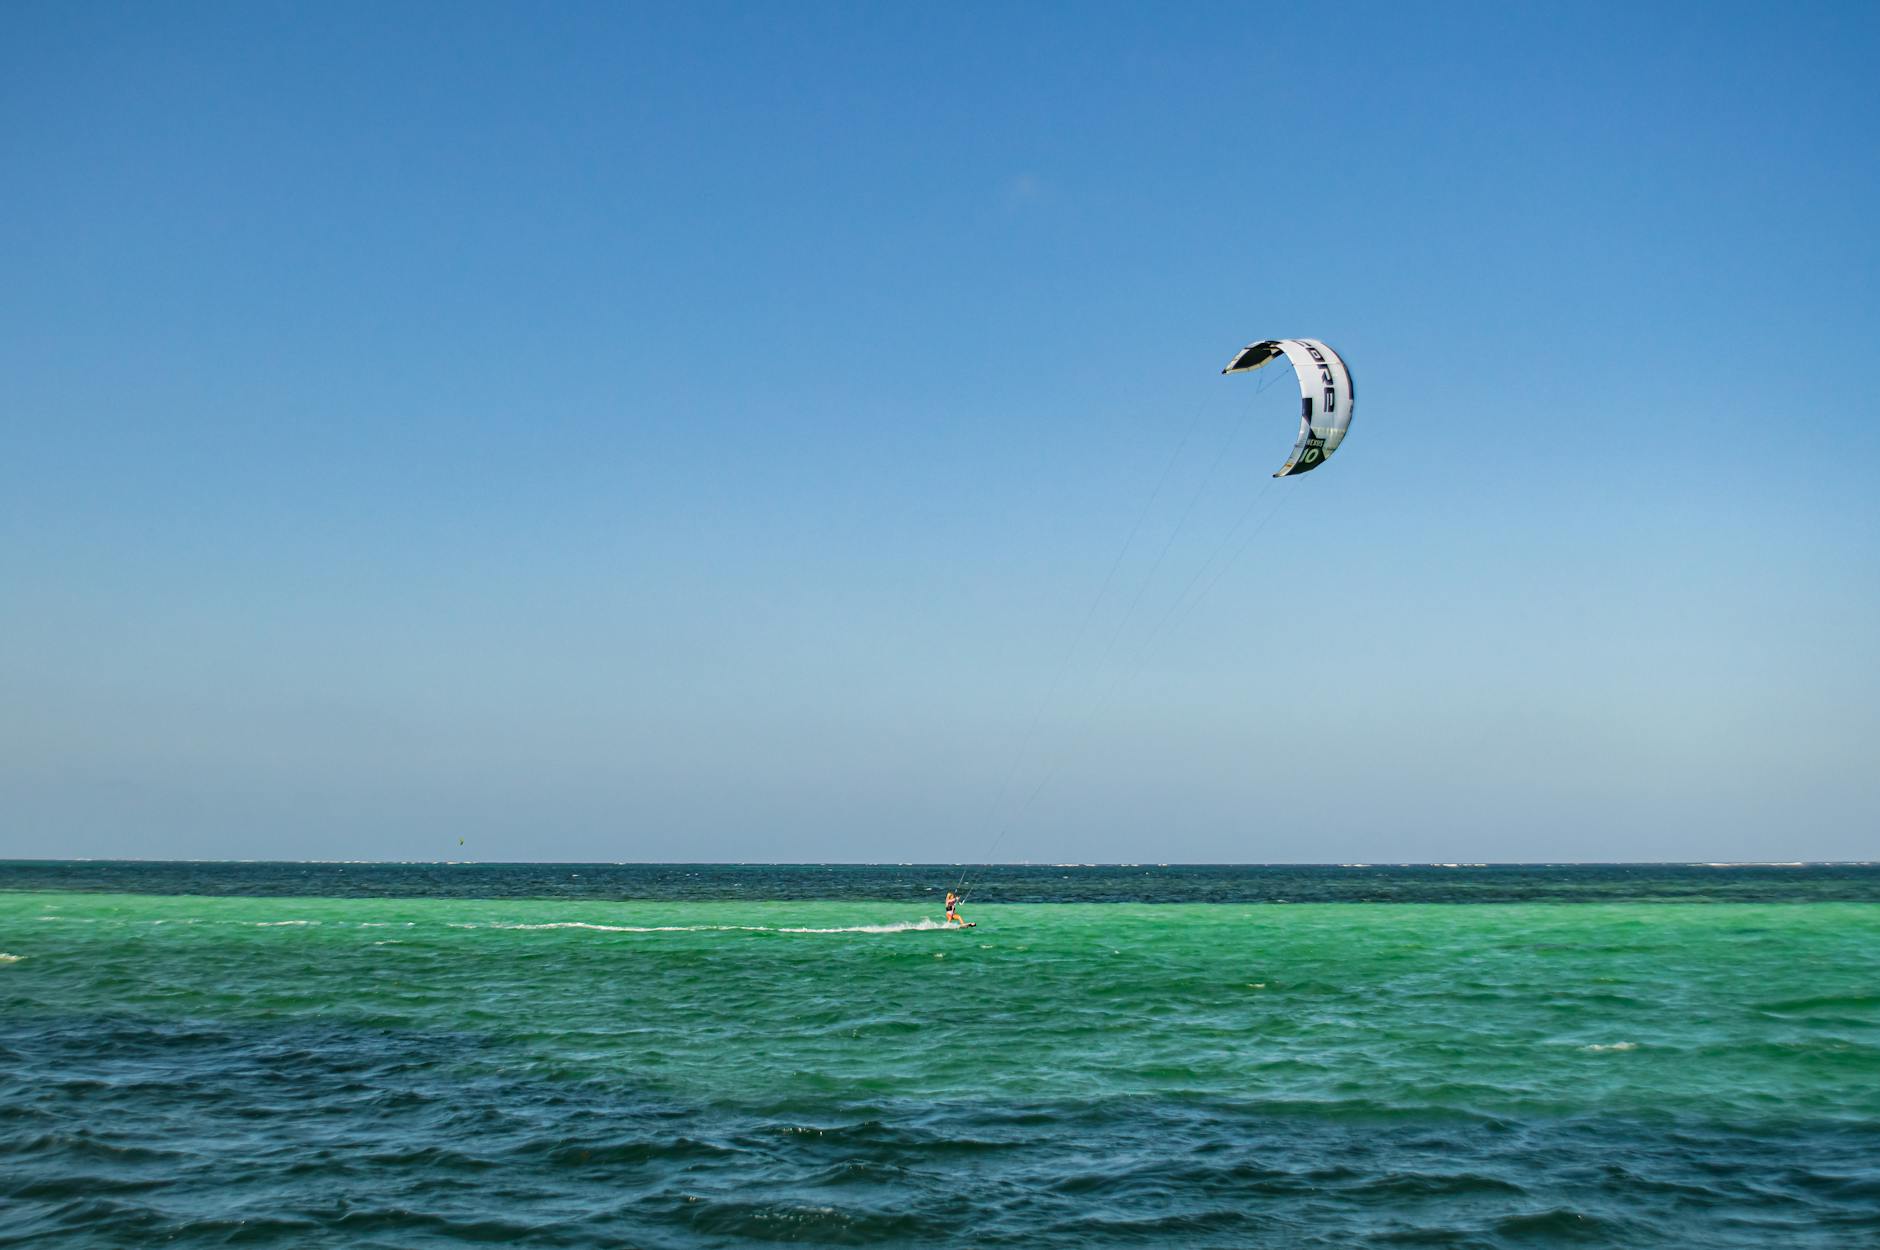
(479, 918), (954, 935)
(779, 919), (949, 933)
(1583, 1041), (1637, 1052)
(253, 920), (318, 927)
(0, 953), (22, 964)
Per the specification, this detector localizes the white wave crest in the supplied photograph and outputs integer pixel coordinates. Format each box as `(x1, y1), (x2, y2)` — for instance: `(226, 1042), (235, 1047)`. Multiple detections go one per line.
(778, 919), (950, 933)
(1583, 1041), (1638, 1052)
(0, 953), (22, 964)
(479, 918), (955, 935)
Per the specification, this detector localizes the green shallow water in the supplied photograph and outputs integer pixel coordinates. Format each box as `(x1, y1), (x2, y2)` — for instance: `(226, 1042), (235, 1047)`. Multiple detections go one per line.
(4, 886), (1878, 1246)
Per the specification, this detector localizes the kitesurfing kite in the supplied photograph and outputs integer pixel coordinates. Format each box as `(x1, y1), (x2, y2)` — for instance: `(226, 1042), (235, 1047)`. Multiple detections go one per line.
(1222, 339), (1355, 476)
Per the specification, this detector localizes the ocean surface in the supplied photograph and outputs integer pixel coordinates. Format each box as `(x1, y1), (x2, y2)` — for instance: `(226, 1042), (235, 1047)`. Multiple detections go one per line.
(2, 863), (1876, 1247)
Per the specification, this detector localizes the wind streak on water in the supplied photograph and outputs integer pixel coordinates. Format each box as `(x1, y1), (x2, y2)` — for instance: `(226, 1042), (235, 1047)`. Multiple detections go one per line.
(2, 879), (1878, 1248)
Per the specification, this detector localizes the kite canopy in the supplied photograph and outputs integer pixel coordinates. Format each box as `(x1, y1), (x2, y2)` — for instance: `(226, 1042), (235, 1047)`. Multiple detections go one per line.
(1222, 339), (1355, 477)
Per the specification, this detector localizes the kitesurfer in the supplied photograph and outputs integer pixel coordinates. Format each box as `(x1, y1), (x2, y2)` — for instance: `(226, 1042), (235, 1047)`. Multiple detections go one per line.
(944, 891), (966, 927)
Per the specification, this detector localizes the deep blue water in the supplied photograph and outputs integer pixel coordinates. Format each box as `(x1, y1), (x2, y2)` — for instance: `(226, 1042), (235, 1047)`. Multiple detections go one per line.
(4, 859), (1877, 903)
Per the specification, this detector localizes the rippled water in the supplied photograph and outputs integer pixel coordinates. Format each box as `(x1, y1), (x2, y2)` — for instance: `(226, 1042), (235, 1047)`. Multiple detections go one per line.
(7, 859), (1878, 903)
(3, 865), (1878, 1246)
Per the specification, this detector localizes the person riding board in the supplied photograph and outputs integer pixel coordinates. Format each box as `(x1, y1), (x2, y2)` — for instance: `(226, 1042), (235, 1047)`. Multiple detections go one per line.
(944, 890), (967, 927)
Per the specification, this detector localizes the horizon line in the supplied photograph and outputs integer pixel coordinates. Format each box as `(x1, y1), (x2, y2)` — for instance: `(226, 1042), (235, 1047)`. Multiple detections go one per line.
(3, 858), (1872, 869)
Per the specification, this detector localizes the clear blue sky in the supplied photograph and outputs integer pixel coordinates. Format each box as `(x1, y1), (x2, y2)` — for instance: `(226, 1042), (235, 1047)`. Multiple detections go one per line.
(3, 2), (1876, 863)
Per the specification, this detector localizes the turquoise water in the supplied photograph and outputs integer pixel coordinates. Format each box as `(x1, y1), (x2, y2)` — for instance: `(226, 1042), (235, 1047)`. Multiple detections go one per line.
(3, 866), (1878, 1246)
